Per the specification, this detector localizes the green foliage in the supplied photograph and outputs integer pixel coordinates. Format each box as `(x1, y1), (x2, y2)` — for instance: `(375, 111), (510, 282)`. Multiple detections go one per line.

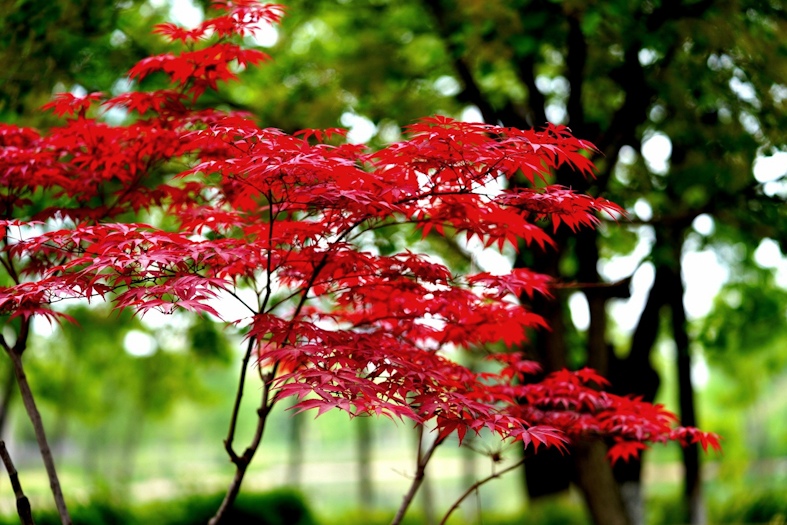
(648, 488), (787, 525)
(713, 489), (787, 525)
(138, 489), (316, 525)
(0, 490), (314, 525)
(699, 264), (787, 403)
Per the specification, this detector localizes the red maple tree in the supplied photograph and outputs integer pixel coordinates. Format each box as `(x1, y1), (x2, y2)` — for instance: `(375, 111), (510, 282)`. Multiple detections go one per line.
(0, 2), (720, 524)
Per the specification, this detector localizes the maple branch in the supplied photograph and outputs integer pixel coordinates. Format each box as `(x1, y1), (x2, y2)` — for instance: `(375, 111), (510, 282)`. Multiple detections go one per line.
(209, 372), (273, 525)
(3, 332), (71, 525)
(222, 336), (257, 463)
(213, 211), (369, 522)
(260, 193), (277, 314)
(0, 254), (19, 283)
(0, 440), (36, 525)
(390, 427), (442, 525)
(438, 457), (525, 525)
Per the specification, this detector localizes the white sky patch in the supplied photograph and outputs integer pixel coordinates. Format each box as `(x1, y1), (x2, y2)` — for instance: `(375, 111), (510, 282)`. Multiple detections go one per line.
(545, 103), (567, 124)
(608, 262), (655, 333)
(569, 292), (590, 331)
(638, 48), (658, 66)
(31, 318), (58, 338)
(168, 0), (203, 28)
(123, 329), (157, 357)
(434, 75), (461, 97)
(633, 199), (653, 221)
(753, 151), (787, 182)
(461, 105), (484, 123)
(641, 132), (671, 175)
(692, 214), (715, 236)
(202, 286), (265, 328)
(461, 234), (513, 274)
(249, 24), (279, 47)
(753, 239), (787, 288)
(754, 238), (782, 268)
(730, 76), (759, 107)
(692, 351), (710, 388)
(682, 250), (728, 319)
(340, 112), (376, 144)
(599, 226), (656, 281)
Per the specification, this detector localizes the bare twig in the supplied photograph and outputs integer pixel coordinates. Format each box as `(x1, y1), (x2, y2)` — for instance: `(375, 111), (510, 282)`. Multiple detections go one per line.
(390, 427), (442, 525)
(0, 440), (36, 525)
(439, 457), (526, 525)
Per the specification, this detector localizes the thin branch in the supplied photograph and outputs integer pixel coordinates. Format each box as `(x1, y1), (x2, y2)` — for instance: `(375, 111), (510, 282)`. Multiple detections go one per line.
(390, 428), (442, 525)
(209, 378), (273, 525)
(4, 341), (71, 525)
(222, 336), (257, 464)
(421, 0), (501, 125)
(0, 440), (36, 525)
(439, 457), (526, 525)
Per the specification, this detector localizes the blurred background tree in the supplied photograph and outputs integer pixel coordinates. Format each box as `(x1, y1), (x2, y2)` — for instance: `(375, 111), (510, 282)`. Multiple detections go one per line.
(1, 1), (786, 524)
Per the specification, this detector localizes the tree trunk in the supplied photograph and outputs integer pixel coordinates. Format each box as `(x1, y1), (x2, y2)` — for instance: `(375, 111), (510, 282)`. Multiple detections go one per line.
(666, 258), (705, 525)
(609, 264), (670, 525)
(460, 440), (478, 521)
(0, 366), (16, 439)
(286, 412), (304, 487)
(416, 428), (437, 525)
(573, 440), (632, 525)
(356, 416), (374, 510)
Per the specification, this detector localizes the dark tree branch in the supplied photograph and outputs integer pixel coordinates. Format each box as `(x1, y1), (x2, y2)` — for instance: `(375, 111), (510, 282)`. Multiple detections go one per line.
(209, 380), (273, 525)
(421, 0), (501, 125)
(516, 54), (548, 126)
(666, 251), (704, 524)
(3, 335), (71, 525)
(222, 336), (257, 464)
(597, 46), (654, 159)
(644, 0), (716, 31)
(565, 13), (588, 134)
(390, 427), (442, 525)
(439, 457), (526, 525)
(0, 366), (15, 438)
(0, 440), (35, 525)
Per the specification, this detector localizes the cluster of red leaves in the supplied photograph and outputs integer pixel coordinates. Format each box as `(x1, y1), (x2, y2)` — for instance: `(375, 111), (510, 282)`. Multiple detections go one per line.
(0, 1), (720, 462)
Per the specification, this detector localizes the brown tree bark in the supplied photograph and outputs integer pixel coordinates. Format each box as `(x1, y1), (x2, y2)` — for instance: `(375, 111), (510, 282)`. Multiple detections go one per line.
(1, 333), (71, 525)
(1, 440), (36, 525)
(573, 440), (631, 525)
(0, 366), (16, 439)
(665, 255), (705, 524)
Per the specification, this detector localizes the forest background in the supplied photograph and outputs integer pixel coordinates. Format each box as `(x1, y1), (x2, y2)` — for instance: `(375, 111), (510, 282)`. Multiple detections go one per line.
(0, 0), (785, 524)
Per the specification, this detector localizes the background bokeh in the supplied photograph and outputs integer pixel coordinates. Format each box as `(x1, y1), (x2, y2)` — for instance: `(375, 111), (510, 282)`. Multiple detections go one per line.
(1, 0), (785, 524)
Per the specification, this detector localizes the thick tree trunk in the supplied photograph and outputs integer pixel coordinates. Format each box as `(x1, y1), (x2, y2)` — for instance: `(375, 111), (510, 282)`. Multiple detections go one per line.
(666, 259), (705, 525)
(609, 264), (670, 525)
(573, 440), (632, 525)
